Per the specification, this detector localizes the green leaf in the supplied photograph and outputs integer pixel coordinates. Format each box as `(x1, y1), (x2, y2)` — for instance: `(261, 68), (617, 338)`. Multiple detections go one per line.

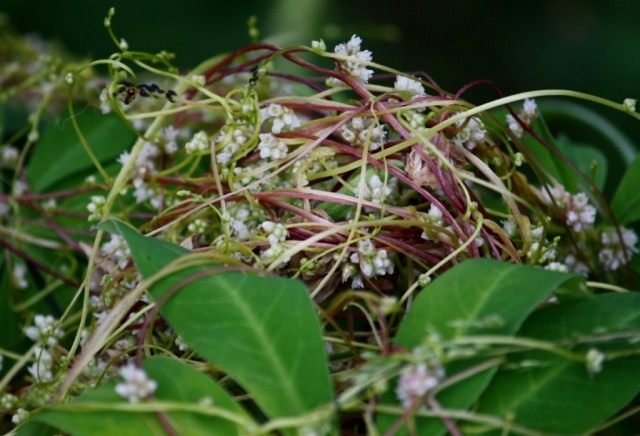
(611, 155), (640, 224)
(377, 259), (578, 435)
(476, 293), (640, 434)
(555, 135), (608, 192)
(104, 219), (334, 419)
(21, 356), (251, 436)
(27, 108), (135, 192)
(520, 115), (601, 193)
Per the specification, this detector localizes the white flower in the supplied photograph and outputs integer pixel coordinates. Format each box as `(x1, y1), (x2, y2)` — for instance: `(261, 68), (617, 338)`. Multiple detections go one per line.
(162, 125), (180, 154)
(541, 185), (596, 232)
(175, 335), (189, 352)
(0, 145), (19, 166)
(214, 127), (249, 165)
(12, 262), (28, 289)
(28, 346), (54, 382)
(261, 221), (287, 246)
(101, 234), (131, 269)
(185, 131), (210, 154)
(260, 221), (289, 266)
(222, 202), (261, 241)
(258, 133), (288, 160)
(586, 348), (605, 375)
(544, 261), (568, 272)
(350, 239), (394, 279)
(87, 195), (106, 221)
(99, 87), (111, 114)
(396, 363), (444, 409)
(453, 116), (486, 150)
(506, 99), (537, 138)
(394, 75), (425, 95)
(522, 98), (537, 122)
(564, 254), (590, 277)
(333, 35), (374, 83)
(187, 218), (208, 235)
(623, 98), (637, 113)
(339, 117), (386, 151)
(420, 204), (444, 240)
(260, 104), (300, 134)
(311, 39), (326, 52)
(24, 315), (63, 346)
(506, 114), (523, 138)
(363, 174), (394, 204)
(115, 363), (157, 403)
(565, 192), (596, 232)
(599, 227), (639, 271)
(11, 408), (29, 425)
(1, 393), (17, 409)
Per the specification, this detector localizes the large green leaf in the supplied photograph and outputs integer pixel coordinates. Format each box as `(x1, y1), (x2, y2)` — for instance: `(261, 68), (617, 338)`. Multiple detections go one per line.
(27, 108), (135, 192)
(20, 356), (250, 436)
(378, 259), (578, 435)
(476, 293), (640, 434)
(611, 155), (640, 225)
(104, 220), (333, 419)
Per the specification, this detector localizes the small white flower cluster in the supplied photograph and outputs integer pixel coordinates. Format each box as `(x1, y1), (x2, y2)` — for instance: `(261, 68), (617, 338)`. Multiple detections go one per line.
(99, 87), (111, 114)
(1, 392), (17, 409)
(586, 348), (605, 375)
(12, 262), (28, 289)
(599, 227), (639, 271)
(221, 202), (262, 241)
(453, 115), (487, 150)
(541, 184), (596, 232)
(161, 125), (181, 155)
(118, 142), (164, 209)
(214, 126), (250, 165)
(394, 75), (425, 96)
(623, 98), (637, 113)
(563, 254), (590, 277)
(115, 363), (157, 403)
(339, 117), (386, 151)
(24, 314), (63, 347)
(506, 98), (537, 138)
(260, 103), (300, 134)
(87, 195), (106, 221)
(100, 234), (131, 270)
(28, 345), (54, 382)
(527, 225), (558, 265)
(396, 363), (445, 409)
(260, 221), (289, 265)
(344, 240), (394, 288)
(420, 204), (444, 241)
(11, 408), (29, 425)
(0, 145), (19, 167)
(187, 218), (208, 235)
(404, 110), (427, 131)
(23, 315), (64, 384)
(258, 133), (288, 161)
(185, 130), (210, 154)
(362, 174), (395, 204)
(333, 35), (374, 84)
(544, 261), (569, 272)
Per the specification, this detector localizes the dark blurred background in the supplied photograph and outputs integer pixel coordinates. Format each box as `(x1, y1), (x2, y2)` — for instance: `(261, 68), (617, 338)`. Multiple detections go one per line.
(2, 0), (640, 169)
